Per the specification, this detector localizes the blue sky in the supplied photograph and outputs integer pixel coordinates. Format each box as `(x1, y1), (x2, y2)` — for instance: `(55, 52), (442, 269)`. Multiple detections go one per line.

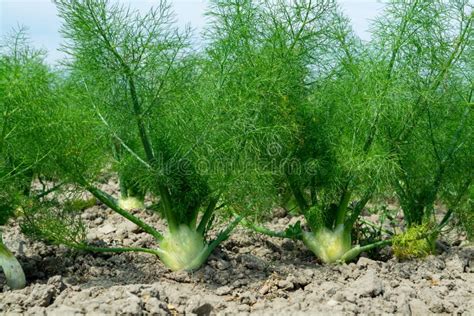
(0, 0), (385, 64)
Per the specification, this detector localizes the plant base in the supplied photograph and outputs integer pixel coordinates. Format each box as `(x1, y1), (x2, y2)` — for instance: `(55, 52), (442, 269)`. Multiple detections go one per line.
(158, 225), (209, 271)
(118, 197), (145, 211)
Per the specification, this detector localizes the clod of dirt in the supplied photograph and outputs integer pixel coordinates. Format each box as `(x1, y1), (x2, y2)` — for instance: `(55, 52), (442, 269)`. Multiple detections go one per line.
(351, 269), (384, 297)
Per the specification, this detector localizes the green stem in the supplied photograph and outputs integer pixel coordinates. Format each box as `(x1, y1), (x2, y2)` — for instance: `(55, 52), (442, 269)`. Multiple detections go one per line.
(159, 186), (176, 233)
(197, 195), (220, 235)
(287, 174), (320, 231)
(336, 183), (352, 226)
(127, 76), (155, 164)
(287, 174), (309, 213)
(0, 103), (11, 155)
(436, 209), (453, 231)
(339, 239), (392, 263)
(34, 182), (65, 200)
(119, 174), (145, 201)
(205, 215), (243, 256)
(146, 201), (161, 213)
(385, 0), (419, 80)
(126, 68), (176, 232)
(345, 186), (375, 229)
(242, 219), (302, 240)
(77, 244), (163, 257)
(170, 217), (242, 271)
(288, 0), (312, 52)
(310, 176), (317, 206)
(86, 185), (163, 241)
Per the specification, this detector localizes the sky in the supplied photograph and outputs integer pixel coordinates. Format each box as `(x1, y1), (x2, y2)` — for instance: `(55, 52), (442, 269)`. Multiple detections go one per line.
(0, 0), (385, 64)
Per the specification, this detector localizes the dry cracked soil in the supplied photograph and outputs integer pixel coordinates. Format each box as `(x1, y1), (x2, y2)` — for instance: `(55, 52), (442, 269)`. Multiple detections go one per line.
(1, 181), (473, 315)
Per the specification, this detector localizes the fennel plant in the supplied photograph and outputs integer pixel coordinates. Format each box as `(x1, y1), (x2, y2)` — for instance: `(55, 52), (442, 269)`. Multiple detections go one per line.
(213, 0), (473, 263)
(204, 0), (399, 263)
(373, 0), (474, 254)
(0, 28), (59, 289)
(25, 0), (245, 272)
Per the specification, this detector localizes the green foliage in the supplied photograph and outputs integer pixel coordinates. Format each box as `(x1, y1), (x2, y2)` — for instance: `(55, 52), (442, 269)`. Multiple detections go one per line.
(53, 0), (213, 225)
(0, 28), (58, 289)
(203, 0), (356, 221)
(0, 28), (53, 187)
(373, 0), (473, 228)
(20, 199), (87, 249)
(64, 197), (97, 212)
(0, 188), (17, 226)
(0, 26), (63, 226)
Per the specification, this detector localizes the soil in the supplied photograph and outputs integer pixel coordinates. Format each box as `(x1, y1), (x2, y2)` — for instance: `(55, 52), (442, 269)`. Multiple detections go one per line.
(1, 181), (473, 315)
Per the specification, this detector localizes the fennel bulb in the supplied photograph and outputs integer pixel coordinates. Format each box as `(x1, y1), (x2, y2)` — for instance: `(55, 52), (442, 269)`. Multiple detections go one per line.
(158, 225), (208, 271)
(302, 224), (352, 263)
(118, 196), (145, 211)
